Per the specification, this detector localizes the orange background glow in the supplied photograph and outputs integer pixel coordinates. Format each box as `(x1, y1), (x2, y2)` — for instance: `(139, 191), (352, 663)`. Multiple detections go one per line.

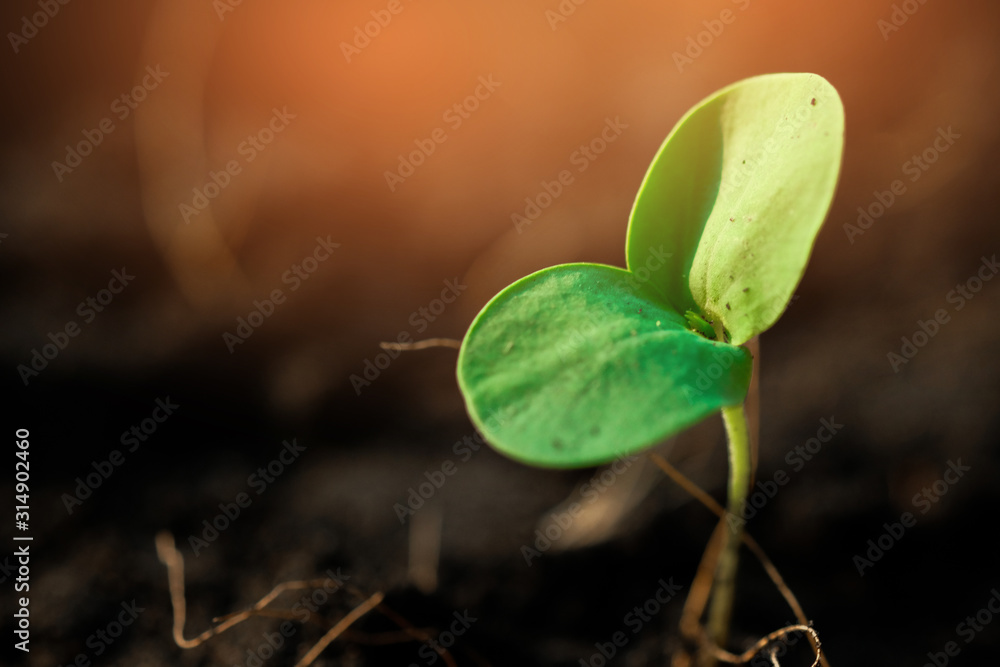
(3, 0), (999, 422)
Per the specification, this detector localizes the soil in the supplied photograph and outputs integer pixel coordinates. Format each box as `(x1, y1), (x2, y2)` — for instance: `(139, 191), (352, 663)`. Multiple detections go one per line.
(6, 317), (1000, 666)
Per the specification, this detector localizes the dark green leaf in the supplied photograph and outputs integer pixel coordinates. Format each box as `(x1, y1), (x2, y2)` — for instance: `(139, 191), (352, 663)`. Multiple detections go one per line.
(457, 263), (752, 468)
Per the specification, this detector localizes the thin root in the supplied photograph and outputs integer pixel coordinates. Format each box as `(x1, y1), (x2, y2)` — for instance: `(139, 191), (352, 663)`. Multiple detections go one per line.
(155, 531), (382, 664)
(648, 454), (829, 667)
(293, 591), (385, 667)
(711, 624), (822, 667)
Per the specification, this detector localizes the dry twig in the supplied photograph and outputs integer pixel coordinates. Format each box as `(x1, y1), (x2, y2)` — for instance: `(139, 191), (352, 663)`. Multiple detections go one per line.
(380, 338), (462, 351)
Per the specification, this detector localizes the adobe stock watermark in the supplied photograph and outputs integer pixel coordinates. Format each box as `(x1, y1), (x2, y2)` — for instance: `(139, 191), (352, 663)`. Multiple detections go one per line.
(675, 290), (798, 394)
(17, 267), (136, 386)
(613, 245), (673, 295)
(290, 569), (351, 623)
(407, 610), (478, 667)
(238, 623), (296, 667)
(61, 396), (179, 515)
(350, 277), (467, 394)
(552, 320), (601, 365)
(852, 458), (970, 576)
(726, 416), (844, 532)
(877, 0), (931, 41)
(180, 106), (296, 223)
(51, 65), (170, 182)
(579, 577), (683, 667)
(546, 248), (674, 363)
(887, 254), (997, 372)
(393, 407), (512, 524)
(512, 116), (628, 233)
(12, 545), (29, 653)
(340, 0), (419, 63)
(222, 236), (340, 353)
(844, 126), (960, 244)
(521, 453), (639, 566)
(544, 0), (589, 31)
(673, 0), (752, 73)
(680, 293), (798, 405)
(921, 586), (1000, 667)
(213, 0), (244, 21)
(680, 343), (747, 406)
(384, 75), (502, 192)
(7, 0), (72, 54)
(746, 623), (816, 667)
(187, 438), (307, 556)
(54, 600), (145, 667)
(234, 569), (350, 667)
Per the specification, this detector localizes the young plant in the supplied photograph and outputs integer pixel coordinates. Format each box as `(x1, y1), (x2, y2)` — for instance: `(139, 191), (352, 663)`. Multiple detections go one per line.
(456, 73), (844, 653)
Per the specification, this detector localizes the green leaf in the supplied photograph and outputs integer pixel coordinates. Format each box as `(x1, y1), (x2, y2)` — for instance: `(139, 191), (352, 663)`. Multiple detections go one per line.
(456, 73), (843, 468)
(457, 263), (752, 468)
(627, 73), (845, 344)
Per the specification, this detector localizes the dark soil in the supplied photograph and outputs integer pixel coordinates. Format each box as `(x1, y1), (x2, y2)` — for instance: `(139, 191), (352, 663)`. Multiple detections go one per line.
(5, 321), (1000, 666)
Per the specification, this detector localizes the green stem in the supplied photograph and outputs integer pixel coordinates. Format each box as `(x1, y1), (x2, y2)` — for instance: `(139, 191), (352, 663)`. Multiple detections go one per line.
(706, 403), (752, 651)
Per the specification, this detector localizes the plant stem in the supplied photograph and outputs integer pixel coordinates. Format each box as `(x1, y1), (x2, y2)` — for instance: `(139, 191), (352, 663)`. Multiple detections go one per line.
(706, 402), (752, 652)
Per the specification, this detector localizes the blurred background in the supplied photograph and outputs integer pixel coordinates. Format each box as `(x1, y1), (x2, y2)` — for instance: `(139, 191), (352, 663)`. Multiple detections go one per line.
(2, 0), (999, 665)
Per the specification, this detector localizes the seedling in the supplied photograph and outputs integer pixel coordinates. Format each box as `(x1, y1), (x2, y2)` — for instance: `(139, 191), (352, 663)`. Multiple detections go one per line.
(456, 73), (844, 659)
